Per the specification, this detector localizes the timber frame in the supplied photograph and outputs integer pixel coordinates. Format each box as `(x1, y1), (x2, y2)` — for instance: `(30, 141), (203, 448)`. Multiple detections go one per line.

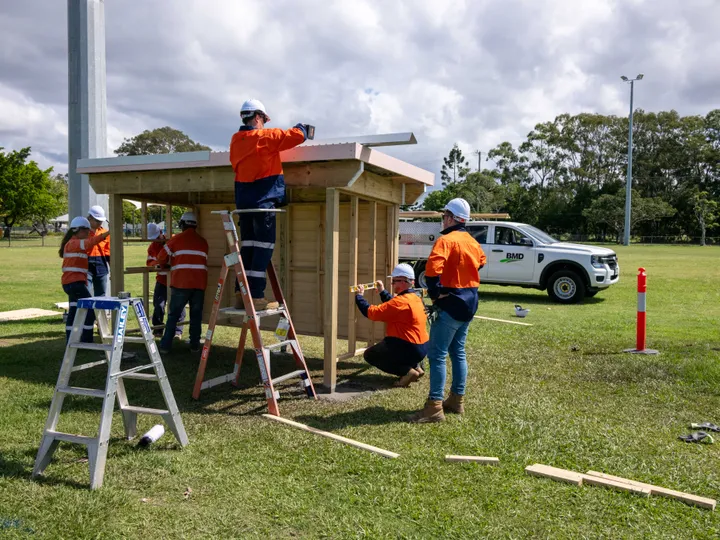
(79, 142), (433, 391)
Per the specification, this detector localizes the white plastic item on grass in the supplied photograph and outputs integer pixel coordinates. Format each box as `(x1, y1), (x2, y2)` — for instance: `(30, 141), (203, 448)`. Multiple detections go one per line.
(514, 305), (530, 318)
(138, 424), (165, 447)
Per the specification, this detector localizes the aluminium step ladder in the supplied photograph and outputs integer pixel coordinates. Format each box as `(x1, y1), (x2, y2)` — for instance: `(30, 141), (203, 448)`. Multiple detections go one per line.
(192, 209), (316, 416)
(32, 296), (188, 489)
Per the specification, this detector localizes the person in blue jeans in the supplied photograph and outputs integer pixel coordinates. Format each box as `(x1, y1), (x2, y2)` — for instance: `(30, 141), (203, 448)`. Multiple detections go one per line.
(410, 199), (487, 423)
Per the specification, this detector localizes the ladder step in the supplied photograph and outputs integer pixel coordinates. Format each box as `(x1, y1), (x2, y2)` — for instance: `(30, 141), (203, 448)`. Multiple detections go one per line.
(219, 306), (286, 318)
(57, 386), (106, 398)
(123, 336), (146, 344)
(266, 340), (294, 352)
(71, 359), (107, 372)
(115, 364), (154, 378)
(200, 372), (236, 391)
(121, 405), (169, 416)
(45, 430), (97, 445)
(271, 369), (306, 385)
(69, 342), (113, 352)
(121, 372), (159, 381)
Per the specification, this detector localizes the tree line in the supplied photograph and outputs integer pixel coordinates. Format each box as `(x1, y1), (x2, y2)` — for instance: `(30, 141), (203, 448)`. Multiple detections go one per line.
(420, 109), (719, 245)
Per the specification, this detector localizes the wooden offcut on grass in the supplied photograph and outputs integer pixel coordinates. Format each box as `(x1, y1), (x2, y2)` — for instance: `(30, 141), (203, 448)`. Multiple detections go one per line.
(1, 244), (720, 538)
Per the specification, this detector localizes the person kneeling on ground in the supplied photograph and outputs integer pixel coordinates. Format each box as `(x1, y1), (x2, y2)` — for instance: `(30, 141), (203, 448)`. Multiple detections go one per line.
(354, 263), (429, 387)
(155, 212), (209, 353)
(146, 223), (184, 339)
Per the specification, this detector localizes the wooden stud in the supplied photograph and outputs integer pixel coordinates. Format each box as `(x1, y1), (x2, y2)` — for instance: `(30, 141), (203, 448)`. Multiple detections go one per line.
(445, 455), (500, 465)
(263, 414), (399, 459)
(141, 202), (149, 310)
(525, 464), (584, 486)
(337, 347), (368, 362)
(108, 195), (125, 296)
(585, 471), (716, 510)
(368, 201), (377, 346)
(474, 316), (533, 327)
(347, 196), (359, 358)
(582, 474), (651, 497)
(165, 204), (173, 310)
(323, 189), (340, 391)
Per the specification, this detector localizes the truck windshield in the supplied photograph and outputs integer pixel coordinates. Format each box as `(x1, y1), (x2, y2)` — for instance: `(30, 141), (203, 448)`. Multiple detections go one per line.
(517, 225), (558, 244)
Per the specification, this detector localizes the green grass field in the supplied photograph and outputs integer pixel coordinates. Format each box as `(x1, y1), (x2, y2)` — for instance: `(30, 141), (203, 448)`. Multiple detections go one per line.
(1, 244), (719, 538)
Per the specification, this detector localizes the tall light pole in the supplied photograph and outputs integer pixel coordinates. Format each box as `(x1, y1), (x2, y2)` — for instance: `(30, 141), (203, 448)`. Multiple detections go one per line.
(620, 74), (643, 246)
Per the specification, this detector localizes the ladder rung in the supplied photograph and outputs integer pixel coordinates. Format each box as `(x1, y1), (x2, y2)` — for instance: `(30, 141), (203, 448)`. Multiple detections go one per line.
(121, 405), (169, 416)
(218, 307), (286, 318)
(123, 336), (146, 343)
(115, 364), (154, 378)
(45, 430), (96, 445)
(69, 342), (113, 352)
(57, 386), (106, 398)
(121, 372), (159, 381)
(71, 359), (107, 372)
(266, 340), (294, 352)
(271, 369), (306, 385)
(200, 372), (236, 391)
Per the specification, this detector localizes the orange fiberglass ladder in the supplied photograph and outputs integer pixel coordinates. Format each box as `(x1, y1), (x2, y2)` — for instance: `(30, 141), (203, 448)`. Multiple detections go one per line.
(192, 209), (316, 416)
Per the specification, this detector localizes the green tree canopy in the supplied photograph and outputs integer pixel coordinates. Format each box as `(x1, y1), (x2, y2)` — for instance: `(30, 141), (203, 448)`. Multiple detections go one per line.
(115, 126), (211, 156)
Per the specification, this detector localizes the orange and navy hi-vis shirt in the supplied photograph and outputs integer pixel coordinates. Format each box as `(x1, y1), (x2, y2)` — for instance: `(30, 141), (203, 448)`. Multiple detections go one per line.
(146, 241), (169, 286)
(155, 228), (209, 290)
(355, 289), (429, 363)
(229, 124), (307, 209)
(426, 224), (487, 322)
(87, 227), (111, 276)
(61, 234), (109, 285)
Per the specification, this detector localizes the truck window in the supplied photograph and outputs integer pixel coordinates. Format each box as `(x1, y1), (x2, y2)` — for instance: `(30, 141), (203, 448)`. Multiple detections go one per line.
(494, 226), (531, 246)
(468, 225), (488, 243)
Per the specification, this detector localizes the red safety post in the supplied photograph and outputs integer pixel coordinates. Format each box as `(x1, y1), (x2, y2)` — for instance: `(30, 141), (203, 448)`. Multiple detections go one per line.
(624, 267), (659, 355)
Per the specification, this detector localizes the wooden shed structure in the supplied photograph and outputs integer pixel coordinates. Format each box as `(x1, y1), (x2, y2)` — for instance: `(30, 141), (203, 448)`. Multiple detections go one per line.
(77, 138), (434, 390)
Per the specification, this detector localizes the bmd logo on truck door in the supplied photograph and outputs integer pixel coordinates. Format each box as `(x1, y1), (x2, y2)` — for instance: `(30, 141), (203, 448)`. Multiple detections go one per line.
(500, 253), (524, 263)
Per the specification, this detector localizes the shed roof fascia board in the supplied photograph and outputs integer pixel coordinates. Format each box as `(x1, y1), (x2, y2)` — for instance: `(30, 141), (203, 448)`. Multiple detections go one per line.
(302, 132), (417, 147)
(363, 147), (434, 186)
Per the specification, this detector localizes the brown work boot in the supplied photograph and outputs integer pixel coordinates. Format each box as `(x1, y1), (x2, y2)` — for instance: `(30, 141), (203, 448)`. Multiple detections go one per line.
(416, 366), (425, 379)
(442, 392), (465, 415)
(234, 292), (245, 310)
(393, 368), (421, 388)
(253, 297), (279, 311)
(408, 400), (445, 423)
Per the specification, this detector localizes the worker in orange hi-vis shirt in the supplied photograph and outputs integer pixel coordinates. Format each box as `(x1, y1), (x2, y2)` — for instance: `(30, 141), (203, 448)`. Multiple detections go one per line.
(59, 216), (111, 343)
(229, 98), (311, 312)
(354, 263), (429, 387)
(86, 205), (111, 297)
(155, 212), (208, 354)
(410, 198), (487, 424)
(146, 223), (184, 338)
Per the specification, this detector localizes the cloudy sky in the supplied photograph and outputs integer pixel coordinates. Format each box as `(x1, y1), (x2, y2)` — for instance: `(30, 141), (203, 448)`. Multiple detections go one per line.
(1, 0), (719, 187)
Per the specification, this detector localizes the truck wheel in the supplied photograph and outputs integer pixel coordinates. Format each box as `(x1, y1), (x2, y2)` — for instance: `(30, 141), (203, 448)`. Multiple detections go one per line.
(547, 270), (586, 304)
(413, 261), (428, 289)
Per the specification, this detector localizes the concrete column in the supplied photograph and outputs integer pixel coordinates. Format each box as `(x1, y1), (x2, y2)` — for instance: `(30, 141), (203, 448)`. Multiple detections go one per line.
(67, 0), (108, 220)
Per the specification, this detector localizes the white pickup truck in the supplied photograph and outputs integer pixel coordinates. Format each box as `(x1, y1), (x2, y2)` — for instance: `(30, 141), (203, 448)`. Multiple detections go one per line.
(398, 221), (619, 303)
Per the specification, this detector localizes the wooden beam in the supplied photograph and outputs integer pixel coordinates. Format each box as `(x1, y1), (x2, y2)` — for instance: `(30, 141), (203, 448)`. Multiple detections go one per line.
(141, 202), (149, 311)
(263, 414), (399, 459)
(368, 201), (377, 346)
(474, 316), (533, 327)
(585, 471), (716, 510)
(165, 204), (173, 309)
(337, 346), (368, 362)
(347, 196), (359, 357)
(582, 475), (651, 497)
(124, 266), (160, 275)
(341, 172), (403, 205)
(445, 455), (500, 465)
(108, 195), (124, 296)
(525, 464), (584, 486)
(323, 189), (340, 391)
(399, 211), (511, 220)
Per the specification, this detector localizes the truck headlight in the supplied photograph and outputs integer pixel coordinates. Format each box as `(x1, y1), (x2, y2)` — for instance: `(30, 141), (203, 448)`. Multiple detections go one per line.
(591, 255), (604, 268)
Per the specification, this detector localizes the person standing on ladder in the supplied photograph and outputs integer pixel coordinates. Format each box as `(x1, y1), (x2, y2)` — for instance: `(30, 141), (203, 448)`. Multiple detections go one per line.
(156, 212), (208, 353)
(229, 98), (310, 311)
(354, 263), (429, 387)
(146, 223), (185, 338)
(86, 205), (111, 297)
(410, 198), (487, 423)
(58, 216), (111, 343)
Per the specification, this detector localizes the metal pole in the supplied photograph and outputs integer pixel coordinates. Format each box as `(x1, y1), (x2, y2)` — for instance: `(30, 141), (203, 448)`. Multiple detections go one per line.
(67, 0), (108, 220)
(623, 81), (634, 246)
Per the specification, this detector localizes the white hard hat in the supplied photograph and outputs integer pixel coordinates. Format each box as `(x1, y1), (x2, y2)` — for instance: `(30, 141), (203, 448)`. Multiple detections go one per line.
(88, 205), (106, 221)
(391, 263), (415, 281)
(147, 223), (161, 240)
(240, 98), (270, 122)
(443, 198), (471, 223)
(180, 211), (197, 224)
(70, 216), (91, 229)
